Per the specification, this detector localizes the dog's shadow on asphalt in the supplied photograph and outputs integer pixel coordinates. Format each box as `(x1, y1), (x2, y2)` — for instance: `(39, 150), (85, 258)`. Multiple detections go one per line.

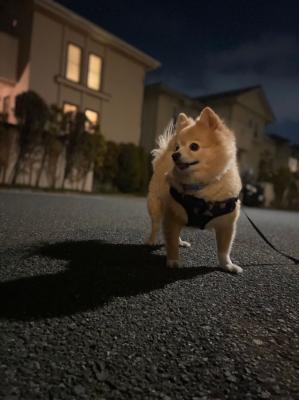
(0, 240), (219, 320)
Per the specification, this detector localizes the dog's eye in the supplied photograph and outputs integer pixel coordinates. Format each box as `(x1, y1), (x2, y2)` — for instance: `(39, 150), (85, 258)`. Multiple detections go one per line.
(190, 143), (199, 151)
(175, 144), (179, 151)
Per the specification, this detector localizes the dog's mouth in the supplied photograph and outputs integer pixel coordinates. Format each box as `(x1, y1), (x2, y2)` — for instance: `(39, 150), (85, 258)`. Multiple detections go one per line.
(175, 160), (199, 170)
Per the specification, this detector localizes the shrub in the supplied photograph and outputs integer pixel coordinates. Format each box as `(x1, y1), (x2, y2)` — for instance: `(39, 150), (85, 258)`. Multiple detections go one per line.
(96, 141), (120, 185)
(62, 112), (106, 186)
(12, 91), (49, 184)
(116, 143), (140, 192)
(138, 146), (151, 193)
(115, 143), (151, 193)
(272, 167), (292, 206)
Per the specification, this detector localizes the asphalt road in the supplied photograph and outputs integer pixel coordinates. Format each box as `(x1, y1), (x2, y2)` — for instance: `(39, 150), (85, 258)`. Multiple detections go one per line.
(0, 189), (298, 400)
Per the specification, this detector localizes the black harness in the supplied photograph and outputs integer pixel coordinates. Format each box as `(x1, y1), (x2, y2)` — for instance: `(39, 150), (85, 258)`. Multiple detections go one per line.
(170, 186), (239, 229)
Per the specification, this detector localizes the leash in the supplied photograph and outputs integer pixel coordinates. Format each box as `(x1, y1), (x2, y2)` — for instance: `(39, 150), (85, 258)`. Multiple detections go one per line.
(242, 207), (299, 264)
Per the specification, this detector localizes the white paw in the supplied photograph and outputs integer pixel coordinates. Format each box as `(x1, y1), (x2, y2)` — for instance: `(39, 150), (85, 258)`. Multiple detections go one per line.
(179, 238), (191, 248)
(167, 259), (183, 268)
(222, 263), (243, 274)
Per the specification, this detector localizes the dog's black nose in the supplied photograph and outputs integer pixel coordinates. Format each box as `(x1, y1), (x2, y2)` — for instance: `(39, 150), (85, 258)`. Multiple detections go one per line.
(172, 152), (181, 162)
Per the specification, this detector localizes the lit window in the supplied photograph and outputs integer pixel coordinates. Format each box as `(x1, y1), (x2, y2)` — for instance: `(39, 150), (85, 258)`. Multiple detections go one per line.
(289, 157), (298, 172)
(63, 103), (78, 114)
(66, 44), (82, 83)
(87, 54), (102, 91)
(85, 109), (99, 126)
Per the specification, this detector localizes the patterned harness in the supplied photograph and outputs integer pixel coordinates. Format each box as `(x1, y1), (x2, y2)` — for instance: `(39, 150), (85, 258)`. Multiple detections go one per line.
(170, 186), (239, 229)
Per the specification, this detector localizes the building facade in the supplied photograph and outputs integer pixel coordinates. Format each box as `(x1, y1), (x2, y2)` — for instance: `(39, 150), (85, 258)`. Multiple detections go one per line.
(0, 0), (160, 144)
(141, 84), (299, 179)
(196, 86), (276, 178)
(141, 83), (204, 153)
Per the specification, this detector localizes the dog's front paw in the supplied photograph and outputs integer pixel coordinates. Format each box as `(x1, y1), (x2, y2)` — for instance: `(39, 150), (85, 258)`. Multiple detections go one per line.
(179, 238), (191, 248)
(222, 263), (243, 274)
(167, 259), (183, 268)
(145, 238), (158, 246)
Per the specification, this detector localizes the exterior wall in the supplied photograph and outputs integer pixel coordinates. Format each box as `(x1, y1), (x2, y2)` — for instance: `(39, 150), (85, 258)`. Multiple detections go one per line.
(230, 103), (265, 175)
(0, 65), (31, 123)
(140, 87), (202, 153)
(156, 93), (201, 134)
(271, 141), (292, 171)
(101, 48), (145, 144)
(0, 32), (18, 83)
(29, 9), (146, 145)
(237, 90), (271, 122)
(208, 101), (232, 125)
(29, 11), (63, 105)
(0, 0), (158, 192)
(0, 0), (33, 123)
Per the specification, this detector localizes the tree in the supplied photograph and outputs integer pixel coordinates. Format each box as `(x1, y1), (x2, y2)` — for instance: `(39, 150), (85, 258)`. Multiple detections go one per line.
(0, 125), (13, 183)
(272, 167), (292, 207)
(116, 143), (148, 193)
(138, 147), (151, 193)
(12, 91), (49, 184)
(63, 112), (106, 189)
(96, 141), (120, 185)
(36, 105), (64, 188)
(258, 150), (274, 182)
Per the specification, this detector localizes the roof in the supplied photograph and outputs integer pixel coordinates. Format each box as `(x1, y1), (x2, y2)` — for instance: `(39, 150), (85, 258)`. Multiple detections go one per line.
(195, 85), (275, 123)
(194, 85), (261, 102)
(268, 133), (290, 144)
(146, 82), (204, 107)
(35, 0), (161, 70)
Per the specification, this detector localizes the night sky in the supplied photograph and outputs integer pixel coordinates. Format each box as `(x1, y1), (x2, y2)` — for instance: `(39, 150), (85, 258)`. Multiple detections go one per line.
(57, 0), (299, 144)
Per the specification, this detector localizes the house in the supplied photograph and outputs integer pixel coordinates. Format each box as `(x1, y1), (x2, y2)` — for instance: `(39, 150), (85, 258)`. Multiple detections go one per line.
(140, 83), (204, 153)
(195, 86), (276, 179)
(267, 134), (299, 173)
(0, 0), (160, 145)
(141, 84), (279, 178)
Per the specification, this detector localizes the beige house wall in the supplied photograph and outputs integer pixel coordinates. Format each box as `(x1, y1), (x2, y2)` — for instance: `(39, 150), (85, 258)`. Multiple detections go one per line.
(0, 0), (159, 192)
(141, 87), (202, 153)
(0, 66), (31, 123)
(0, 33), (18, 83)
(207, 101), (232, 125)
(1, 0), (158, 147)
(27, 8), (148, 145)
(0, 29), (31, 122)
(156, 93), (201, 134)
(29, 11), (63, 105)
(101, 48), (145, 144)
(142, 86), (282, 180)
(207, 93), (269, 178)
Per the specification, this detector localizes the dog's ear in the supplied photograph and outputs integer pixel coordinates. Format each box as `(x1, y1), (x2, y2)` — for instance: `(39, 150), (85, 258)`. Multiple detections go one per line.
(197, 107), (221, 130)
(176, 113), (190, 131)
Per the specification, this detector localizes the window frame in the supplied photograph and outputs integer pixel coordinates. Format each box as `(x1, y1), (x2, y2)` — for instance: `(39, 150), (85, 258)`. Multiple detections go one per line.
(87, 52), (103, 92)
(65, 42), (83, 84)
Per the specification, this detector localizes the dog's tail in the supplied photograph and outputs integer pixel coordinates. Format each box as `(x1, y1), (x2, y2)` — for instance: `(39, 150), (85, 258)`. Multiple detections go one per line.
(151, 118), (176, 167)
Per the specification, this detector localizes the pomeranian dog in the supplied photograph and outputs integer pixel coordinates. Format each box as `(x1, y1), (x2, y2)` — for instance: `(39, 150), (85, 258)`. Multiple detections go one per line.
(146, 107), (243, 274)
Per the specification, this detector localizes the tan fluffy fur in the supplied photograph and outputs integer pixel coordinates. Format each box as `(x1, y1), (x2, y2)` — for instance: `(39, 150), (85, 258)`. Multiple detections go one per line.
(146, 107), (243, 274)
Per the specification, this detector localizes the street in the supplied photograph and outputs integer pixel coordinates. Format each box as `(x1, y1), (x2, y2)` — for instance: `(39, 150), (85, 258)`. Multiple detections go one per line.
(0, 190), (298, 400)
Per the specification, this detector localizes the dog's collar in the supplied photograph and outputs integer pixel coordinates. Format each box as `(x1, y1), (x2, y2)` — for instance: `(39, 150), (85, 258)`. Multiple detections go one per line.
(181, 182), (207, 192)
